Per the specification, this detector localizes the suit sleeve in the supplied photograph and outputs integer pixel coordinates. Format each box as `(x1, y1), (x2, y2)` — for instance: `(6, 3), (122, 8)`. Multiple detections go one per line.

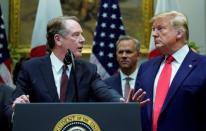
(12, 61), (32, 101)
(89, 65), (122, 102)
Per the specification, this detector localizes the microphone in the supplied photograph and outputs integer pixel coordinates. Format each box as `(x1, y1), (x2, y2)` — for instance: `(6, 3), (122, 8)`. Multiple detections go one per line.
(63, 49), (74, 65)
(63, 49), (79, 102)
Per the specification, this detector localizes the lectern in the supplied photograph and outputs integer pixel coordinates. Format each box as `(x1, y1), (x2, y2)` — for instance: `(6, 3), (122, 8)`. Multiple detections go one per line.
(13, 103), (142, 131)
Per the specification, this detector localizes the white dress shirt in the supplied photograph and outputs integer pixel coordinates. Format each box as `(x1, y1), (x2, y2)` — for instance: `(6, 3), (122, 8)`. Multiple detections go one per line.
(153, 44), (190, 103)
(120, 67), (138, 97)
(50, 52), (72, 98)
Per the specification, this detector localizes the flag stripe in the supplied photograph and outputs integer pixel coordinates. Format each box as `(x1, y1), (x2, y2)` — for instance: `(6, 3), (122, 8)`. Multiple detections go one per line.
(0, 62), (12, 85)
(90, 54), (110, 79)
(30, 45), (47, 57)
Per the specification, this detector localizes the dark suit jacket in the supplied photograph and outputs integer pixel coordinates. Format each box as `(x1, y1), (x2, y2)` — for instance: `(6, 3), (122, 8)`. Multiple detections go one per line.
(0, 85), (14, 131)
(104, 73), (123, 96)
(137, 50), (206, 131)
(12, 55), (121, 102)
(104, 72), (139, 97)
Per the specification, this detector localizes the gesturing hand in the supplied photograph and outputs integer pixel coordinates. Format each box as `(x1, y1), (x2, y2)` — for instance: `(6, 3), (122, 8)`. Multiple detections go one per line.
(126, 88), (150, 106)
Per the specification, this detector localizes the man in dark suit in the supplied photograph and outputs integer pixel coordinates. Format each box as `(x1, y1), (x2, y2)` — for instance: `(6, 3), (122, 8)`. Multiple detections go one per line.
(104, 35), (144, 98)
(138, 11), (206, 131)
(11, 16), (148, 107)
(0, 84), (13, 131)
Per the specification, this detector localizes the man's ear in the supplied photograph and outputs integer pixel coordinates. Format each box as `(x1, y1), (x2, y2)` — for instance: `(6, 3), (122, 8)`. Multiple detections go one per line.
(177, 30), (183, 39)
(54, 34), (62, 46)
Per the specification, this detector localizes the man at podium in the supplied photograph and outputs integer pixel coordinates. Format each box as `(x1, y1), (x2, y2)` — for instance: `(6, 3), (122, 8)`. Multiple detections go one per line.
(10, 16), (149, 110)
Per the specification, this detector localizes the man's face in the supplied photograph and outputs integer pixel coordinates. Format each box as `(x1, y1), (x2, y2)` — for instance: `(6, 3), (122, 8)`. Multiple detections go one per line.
(152, 18), (179, 54)
(116, 40), (139, 74)
(60, 20), (85, 58)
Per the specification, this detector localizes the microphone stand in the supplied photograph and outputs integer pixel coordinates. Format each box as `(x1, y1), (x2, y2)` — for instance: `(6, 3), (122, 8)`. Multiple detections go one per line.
(63, 49), (79, 102)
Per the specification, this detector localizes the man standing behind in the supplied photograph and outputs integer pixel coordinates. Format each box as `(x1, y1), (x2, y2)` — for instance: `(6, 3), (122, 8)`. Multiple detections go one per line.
(137, 11), (206, 131)
(104, 35), (144, 99)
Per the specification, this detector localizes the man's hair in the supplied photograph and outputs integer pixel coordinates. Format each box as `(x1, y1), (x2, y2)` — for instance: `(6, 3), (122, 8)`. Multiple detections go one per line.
(151, 11), (189, 41)
(46, 16), (79, 49)
(116, 35), (140, 50)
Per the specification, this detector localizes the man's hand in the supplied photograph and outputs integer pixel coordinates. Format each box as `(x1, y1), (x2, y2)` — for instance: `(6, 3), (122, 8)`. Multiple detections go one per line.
(12, 95), (30, 109)
(126, 88), (150, 106)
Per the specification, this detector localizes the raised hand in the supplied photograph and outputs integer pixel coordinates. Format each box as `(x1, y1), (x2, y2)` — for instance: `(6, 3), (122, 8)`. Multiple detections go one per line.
(126, 88), (150, 106)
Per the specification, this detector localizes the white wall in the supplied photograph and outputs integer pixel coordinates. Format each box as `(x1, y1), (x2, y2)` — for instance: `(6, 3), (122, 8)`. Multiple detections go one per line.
(178, 0), (206, 54)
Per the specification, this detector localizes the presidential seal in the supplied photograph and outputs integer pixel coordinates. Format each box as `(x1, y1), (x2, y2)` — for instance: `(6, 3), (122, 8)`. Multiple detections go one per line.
(53, 114), (101, 131)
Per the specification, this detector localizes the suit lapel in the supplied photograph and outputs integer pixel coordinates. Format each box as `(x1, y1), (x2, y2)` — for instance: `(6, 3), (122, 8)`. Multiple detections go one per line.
(39, 55), (59, 102)
(146, 56), (165, 121)
(161, 51), (198, 113)
(65, 60), (82, 102)
(114, 73), (122, 95)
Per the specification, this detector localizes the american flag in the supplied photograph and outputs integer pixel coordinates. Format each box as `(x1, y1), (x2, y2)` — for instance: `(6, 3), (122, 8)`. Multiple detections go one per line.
(90, 0), (125, 79)
(0, 7), (13, 86)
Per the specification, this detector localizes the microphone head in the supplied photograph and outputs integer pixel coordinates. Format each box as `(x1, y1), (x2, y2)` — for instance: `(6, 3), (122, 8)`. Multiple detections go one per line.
(63, 49), (74, 65)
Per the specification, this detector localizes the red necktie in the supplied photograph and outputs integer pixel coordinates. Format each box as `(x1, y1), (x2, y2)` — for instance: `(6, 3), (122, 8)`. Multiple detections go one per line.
(152, 55), (174, 131)
(60, 65), (68, 102)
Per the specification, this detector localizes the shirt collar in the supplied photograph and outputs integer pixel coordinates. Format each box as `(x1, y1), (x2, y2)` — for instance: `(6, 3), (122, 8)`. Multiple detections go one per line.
(50, 52), (64, 73)
(120, 67), (138, 80)
(165, 44), (189, 64)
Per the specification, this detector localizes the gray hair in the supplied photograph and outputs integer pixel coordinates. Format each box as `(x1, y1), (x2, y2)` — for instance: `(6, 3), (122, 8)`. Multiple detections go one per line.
(46, 16), (79, 49)
(116, 35), (140, 50)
